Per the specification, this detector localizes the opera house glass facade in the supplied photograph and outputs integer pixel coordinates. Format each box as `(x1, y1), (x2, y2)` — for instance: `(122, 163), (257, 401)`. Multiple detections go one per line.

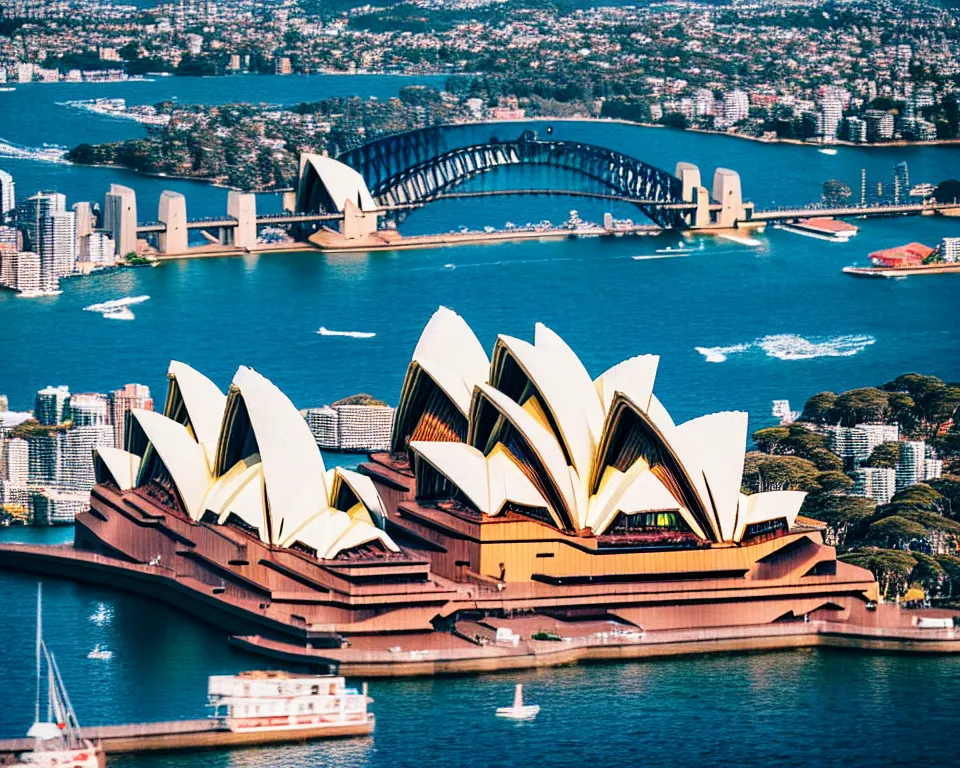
(75, 307), (880, 672)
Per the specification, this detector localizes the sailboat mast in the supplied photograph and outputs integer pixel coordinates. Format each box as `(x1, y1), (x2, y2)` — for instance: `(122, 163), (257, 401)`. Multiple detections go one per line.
(35, 583), (42, 724)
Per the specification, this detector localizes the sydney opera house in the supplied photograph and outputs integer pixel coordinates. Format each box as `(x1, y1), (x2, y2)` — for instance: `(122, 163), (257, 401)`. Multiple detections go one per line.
(41, 308), (891, 672)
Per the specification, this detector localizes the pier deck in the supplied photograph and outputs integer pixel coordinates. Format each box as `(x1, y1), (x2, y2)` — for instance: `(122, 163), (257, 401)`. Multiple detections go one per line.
(0, 717), (373, 757)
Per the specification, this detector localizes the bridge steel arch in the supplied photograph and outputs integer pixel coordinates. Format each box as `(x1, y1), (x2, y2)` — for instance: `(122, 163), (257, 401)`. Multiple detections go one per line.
(362, 131), (689, 228)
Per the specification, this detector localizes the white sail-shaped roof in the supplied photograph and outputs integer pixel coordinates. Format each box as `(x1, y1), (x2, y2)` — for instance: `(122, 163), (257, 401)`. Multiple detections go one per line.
(132, 409), (212, 520)
(534, 323), (605, 441)
(674, 412), (748, 542)
(473, 383), (581, 528)
(227, 366), (328, 544)
(301, 154), (377, 212)
(413, 306), (489, 388)
(333, 468), (389, 527)
(94, 447), (141, 491)
(594, 355), (660, 416)
(166, 360), (227, 446)
(493, 334), (596, 484)
(486, 446), (549, 515)
(412, 440), (490, 512)
(734, 491), (806, 542)
(205, 455), (269, 540)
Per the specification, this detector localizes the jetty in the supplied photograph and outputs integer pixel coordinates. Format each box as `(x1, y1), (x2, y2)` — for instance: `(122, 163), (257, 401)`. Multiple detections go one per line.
(0, 717), (373, 758)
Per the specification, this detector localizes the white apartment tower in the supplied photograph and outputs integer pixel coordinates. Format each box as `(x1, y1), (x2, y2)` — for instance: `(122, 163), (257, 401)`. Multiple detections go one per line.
(0, 169), (14, 218)
(853, 467), (897, 504)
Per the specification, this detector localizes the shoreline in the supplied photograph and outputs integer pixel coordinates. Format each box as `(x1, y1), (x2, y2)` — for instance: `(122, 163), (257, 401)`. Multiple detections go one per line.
(1, 541), (956, 678)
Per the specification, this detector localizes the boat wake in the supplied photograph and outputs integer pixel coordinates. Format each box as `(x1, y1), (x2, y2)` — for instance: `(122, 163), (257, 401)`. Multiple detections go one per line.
(697, 334), (875, 362)
(84, 295), (149, 321)
(318, 327), (376, 338)
(0, 137), (69, 163)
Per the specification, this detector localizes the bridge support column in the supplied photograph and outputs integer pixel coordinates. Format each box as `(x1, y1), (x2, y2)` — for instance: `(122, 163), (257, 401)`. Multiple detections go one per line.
(712, 169), (747, 228)
(341, 198), (378, 239)
(158, 191), (187, 254)
(105, 184), (138, 258)
(675, 162), (711, 228)
(228, 191), (257, 249)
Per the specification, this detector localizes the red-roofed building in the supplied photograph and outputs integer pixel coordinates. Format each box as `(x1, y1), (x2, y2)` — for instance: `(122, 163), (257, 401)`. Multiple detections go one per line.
(869, 242), (934, 267)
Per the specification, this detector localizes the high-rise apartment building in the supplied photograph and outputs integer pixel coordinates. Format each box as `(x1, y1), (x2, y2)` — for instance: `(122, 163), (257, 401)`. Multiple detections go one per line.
(817, 99), (843, 139)
(1, 437), (29, 484)
(722, 90), (749, 126)
(0, 169), (14, 218)
(4, 251), (41, 294)
(35, 385), (70, 425)
(109, 383), (153, 447)
(826, 423), (899, 464)
(59, 424), (114, 492)
(69, 393), (110, 426)
(41, 209), (76, 279)
(18, 191), (65, 251)
(853, 467), (897, 504)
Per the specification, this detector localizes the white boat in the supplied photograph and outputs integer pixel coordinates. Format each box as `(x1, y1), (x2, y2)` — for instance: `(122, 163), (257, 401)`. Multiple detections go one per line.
(86, 644), (113, 661)
(207, 671), (373, 732)
(12, 585), (105, 768)
(495, 684), (540, 721)
(317, 327), (376, 339)
(818, 147), (838, 156)
(102, 306), (135, 321)
(655, 242), (686, 254)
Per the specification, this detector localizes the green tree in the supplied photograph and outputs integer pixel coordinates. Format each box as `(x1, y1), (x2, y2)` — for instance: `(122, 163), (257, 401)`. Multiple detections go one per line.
(910, 552), (945, 595)
(800, 391), (837, 424)
(929, 476), (960, 518)
(864, 441), (901, 469)
(742, 453), (822, 493)
(841, 548), (917, 598)
(868, 515), (926, 549)
(801, 492), (873, 548)
(831, 388), (890, 426)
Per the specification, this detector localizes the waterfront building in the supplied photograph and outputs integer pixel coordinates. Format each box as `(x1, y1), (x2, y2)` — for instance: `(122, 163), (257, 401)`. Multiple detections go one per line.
(864, 110), (895, 142)
(32, 490), (88, 525)
(941, 237), (960, 263)
(69, 393), (110, 426)
(1, 437), (29, 484)
(109, 383), (153, 447)
(304, 398), (394, 452)
(826, 423), (899, 464)
(28, 433), (61, 486)
(721, 89), (749, 126)
(3, 251), (41, 294)
(59, 425), (114, 493)
(73, 311), (879, 669)
(18, 191), (65, 252)
(846, 117), (867, 143)
(870, 242), (933, 268)
(83, 232), (116, 266)
(853, 467), (897, 504)
(41, 209), (77, 278)
(0, 169), (14, 218)
(0, 224), (19, 251)
(817, 98), (843, 140)
(35, 385), (70, 426)
(104, 184), (138, 258)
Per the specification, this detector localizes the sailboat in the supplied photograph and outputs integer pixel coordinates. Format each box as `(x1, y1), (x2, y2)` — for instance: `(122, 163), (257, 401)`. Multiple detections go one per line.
(12, 585), (104, 768)
(495, 684), (540, 721)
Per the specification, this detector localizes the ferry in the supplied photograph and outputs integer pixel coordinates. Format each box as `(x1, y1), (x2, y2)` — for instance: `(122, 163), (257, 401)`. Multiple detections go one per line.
(207, 671), (374, 734)
(776, 217), (858, 242)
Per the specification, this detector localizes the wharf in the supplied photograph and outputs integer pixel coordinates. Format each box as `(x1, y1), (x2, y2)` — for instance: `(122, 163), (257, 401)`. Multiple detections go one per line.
(843, 263), (960, 278)
(307, 224), (661, 253)
(0, 718), (373, 757)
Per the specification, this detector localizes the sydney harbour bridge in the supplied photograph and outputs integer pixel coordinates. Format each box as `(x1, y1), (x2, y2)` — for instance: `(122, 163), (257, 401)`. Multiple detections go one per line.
(131, 123), (960, 255)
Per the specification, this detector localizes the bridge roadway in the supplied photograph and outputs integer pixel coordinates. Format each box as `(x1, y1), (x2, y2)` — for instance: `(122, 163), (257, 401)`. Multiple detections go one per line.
(135, 199), (960, 236)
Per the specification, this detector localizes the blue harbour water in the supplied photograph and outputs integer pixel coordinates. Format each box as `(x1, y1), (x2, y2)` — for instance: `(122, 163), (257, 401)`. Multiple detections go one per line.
(2, 76), (960, 765)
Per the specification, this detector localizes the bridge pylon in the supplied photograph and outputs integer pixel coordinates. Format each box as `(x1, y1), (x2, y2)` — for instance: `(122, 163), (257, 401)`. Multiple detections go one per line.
(228, 191), (257, 249)
(675, 162), (711, 229)
(158, 191), (187, 254)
